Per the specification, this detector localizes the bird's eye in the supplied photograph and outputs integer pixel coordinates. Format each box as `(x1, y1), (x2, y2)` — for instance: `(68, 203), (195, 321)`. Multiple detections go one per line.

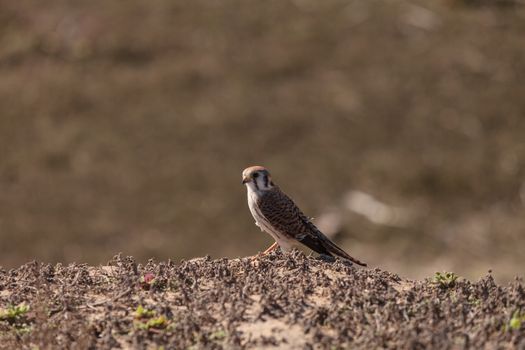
(252, 173), (259, 178)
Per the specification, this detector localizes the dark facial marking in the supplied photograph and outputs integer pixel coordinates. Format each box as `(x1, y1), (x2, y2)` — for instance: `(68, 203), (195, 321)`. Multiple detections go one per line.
(263, 174), (269, 188)
(253, 172), (259, 190)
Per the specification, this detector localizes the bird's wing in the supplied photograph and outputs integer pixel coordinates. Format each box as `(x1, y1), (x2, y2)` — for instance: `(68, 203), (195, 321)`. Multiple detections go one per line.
(258, 188), (367, 266)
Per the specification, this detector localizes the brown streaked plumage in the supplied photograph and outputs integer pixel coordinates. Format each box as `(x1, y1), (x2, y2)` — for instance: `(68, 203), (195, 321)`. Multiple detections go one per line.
(242, 166), (367, 266)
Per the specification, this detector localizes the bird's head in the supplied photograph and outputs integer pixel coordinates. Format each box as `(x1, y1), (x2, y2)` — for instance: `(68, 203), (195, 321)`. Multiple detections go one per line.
(242, 166), (275, 192)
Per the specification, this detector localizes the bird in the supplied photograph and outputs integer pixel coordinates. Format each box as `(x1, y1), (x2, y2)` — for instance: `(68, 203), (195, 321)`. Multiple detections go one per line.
(242, 165), (367, 266)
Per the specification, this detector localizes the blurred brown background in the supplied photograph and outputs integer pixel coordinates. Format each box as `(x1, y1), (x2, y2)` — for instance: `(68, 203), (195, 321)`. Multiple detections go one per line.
(1, 0), (524, 282)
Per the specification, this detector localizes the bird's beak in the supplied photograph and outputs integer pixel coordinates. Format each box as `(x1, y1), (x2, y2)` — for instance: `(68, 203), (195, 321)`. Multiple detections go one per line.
(242, 176), (250, 184)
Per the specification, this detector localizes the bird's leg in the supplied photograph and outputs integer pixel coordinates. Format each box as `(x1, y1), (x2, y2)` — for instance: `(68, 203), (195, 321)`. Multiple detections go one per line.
(250, 242), (279, 260)
(262, 242), (278, 255)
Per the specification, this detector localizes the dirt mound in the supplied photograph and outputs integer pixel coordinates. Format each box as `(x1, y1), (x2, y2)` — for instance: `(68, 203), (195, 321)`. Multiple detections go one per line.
(0, 253), (524, 349)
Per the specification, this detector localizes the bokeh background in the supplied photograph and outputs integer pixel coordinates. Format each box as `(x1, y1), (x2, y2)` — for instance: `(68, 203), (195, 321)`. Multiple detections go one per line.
(1, 0), (524, 282)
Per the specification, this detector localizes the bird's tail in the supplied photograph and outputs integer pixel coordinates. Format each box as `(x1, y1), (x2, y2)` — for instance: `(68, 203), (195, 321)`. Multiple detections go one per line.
(322, 237), (367, 267)
(299, 215), (367, 266)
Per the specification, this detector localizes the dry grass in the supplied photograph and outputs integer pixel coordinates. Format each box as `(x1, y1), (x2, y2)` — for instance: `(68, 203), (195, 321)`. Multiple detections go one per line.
(1, 253), (524, 349)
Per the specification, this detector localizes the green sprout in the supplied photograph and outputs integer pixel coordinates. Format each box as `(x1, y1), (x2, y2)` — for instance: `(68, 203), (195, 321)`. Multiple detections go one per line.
(467, 295), (481, 306)
(507, 310), (525, 331)
(0, 303), (30, 323)
(134, 305), (156, 319)
(134, 315), (169, 330)
(133, 305), (171, 331)
(209, 329), (227, 341)
(433, 272), (459, 288)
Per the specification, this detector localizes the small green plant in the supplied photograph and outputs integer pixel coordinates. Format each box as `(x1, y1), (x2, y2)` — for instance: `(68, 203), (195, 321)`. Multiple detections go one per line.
(0, 303), (30, 323)
(14, 324), (33, 335)
(209, 329), (227, 341)
(433, 272), (459, 288)
(467, 295), (481, 306)
(506, 310), (525, 331)
(133, 305), (171, 331)
(134, 315), (169, 330)
(134, 305), (156, 319)
(0, 302), (32, 334)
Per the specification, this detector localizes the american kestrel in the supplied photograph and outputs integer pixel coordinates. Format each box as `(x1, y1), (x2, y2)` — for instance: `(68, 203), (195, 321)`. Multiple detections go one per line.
(242, 166), (367, 266)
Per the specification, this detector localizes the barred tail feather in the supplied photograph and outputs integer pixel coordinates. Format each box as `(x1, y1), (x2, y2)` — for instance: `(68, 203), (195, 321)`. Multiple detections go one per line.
(298, 227), (367, 267)
(322, 238), (367, 267)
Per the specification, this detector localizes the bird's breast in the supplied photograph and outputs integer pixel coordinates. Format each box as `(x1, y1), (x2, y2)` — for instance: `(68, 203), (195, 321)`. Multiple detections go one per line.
(246, 190), (293, 247)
